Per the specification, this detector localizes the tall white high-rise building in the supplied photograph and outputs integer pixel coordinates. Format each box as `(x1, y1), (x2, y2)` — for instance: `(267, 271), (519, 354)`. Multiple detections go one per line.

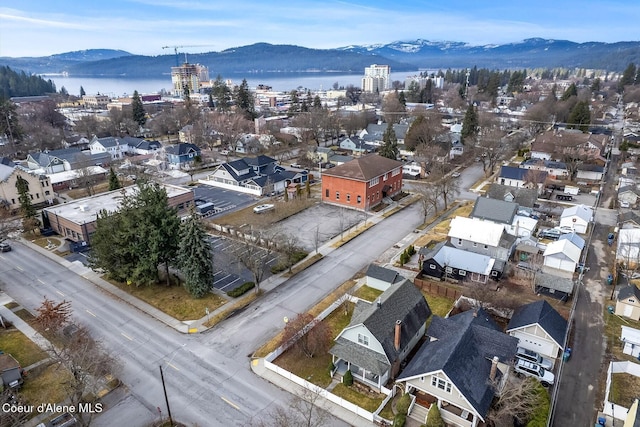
(362, 64), (391, 92)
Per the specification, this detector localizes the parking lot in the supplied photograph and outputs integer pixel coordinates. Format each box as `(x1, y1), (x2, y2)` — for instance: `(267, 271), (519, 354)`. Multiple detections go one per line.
(193, 185), (257, 218)
(208, 235), (281, 293)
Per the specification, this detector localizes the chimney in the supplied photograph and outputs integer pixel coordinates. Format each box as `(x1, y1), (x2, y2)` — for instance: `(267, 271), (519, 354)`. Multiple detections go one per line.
(394, 320), (402, 351)
(490, 356), (499, 381)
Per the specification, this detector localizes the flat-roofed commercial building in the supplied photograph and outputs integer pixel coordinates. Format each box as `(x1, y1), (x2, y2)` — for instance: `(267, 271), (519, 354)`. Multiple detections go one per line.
(43, 183), (194, 244)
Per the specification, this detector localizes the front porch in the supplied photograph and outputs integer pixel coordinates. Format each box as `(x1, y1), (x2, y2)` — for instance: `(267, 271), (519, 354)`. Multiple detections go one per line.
(333, 358), (388, 392)
(407, 389), (483, 427)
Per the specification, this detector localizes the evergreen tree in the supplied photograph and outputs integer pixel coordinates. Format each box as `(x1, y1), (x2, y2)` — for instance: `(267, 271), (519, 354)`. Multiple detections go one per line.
(108, 167), (121, 191)
(461, 103), (478, 141)
(59, 86), (68, 98)
(131, 90), (146, 127)
(560, 83), (578, 101)
(313, 95), (322, 110)
(379, 122), (399, 160)
(567, 100), (591, 132)
(89, 182), (181, 286)
(16, 175), (38, 232)
(80, 86), (86, 97)
(289, 90), (300, 113)
(591, 78), (601, 92)
(619, 63), (637, 92)
(207, 92), (214, 108)
(0, 98), (23, 143)
(398, 91), (407, 107)
(234, 79), (255, 119)
(211, 75), (231, 111)
(177, 214), (214, 298)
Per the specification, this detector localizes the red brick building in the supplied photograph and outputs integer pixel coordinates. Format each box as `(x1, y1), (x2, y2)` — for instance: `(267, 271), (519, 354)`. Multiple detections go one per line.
(321, 154), (403, 211)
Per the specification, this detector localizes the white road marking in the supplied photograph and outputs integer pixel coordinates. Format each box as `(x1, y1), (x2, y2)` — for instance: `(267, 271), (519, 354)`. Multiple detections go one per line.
(56, 290), (65, 297)
(121, 332), (133, 341)
(221, 396), (240, 411)
(86, 309), (97, 318)
(167, 362), (180, 371)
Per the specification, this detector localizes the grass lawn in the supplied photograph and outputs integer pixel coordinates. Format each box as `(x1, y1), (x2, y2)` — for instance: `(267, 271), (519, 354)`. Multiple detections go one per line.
(353, 285), (383, 302)
(331, 383), (386, 413)
(21, 363), (72, 408)
(273, 302), (354, 388)
(423, 293), (455, 317)
(109, 280), (226, 321)
(0, 328), (47, 367)
(610, 372), (640, 408)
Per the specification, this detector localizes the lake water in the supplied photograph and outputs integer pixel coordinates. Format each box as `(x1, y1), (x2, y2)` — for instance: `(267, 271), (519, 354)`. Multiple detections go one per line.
(46, 70), (423, 97)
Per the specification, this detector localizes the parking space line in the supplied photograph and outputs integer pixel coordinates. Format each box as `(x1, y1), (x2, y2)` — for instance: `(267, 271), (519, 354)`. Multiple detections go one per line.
(121, 332), (133, 341)
(56, 290), (65, 297)
(213, 274), (232, 285)
(220, 277), (241, 290)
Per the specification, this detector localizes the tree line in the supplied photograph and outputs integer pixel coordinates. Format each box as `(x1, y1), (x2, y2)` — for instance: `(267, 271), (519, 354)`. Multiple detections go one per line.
(0, 66), (56, 98)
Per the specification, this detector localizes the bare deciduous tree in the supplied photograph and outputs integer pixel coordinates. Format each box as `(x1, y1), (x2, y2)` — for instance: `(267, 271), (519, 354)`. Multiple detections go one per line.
(35, 297), (73, 333)
(47, 325), (120, 427)
(236, 230), (277, 294)
(280, 313), (332, 359)
(251, 387), (331, 427)
(488, 376), (548, 427)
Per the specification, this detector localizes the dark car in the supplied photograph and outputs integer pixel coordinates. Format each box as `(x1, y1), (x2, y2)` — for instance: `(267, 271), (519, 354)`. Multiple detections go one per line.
(0, 242), (11, 252)
(608, 233), (615, 246)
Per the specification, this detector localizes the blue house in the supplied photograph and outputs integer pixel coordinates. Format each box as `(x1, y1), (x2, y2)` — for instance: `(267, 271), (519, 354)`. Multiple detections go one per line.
(165, 143), (201, 168)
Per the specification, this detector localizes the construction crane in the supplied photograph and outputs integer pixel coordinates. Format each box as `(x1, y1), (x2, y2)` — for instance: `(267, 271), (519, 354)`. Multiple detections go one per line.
(162, 45), (213, 66)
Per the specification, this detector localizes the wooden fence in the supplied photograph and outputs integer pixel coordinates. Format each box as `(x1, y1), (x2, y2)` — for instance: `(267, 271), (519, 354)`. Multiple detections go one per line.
(414, 277), (462, 300)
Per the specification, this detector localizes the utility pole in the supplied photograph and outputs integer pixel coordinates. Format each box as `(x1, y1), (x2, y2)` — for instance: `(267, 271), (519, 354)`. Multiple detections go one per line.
(159, 366), (174, 426)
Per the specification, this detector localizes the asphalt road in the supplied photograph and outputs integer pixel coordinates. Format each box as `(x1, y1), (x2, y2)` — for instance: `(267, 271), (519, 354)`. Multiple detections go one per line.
(0, 202), (424, 426)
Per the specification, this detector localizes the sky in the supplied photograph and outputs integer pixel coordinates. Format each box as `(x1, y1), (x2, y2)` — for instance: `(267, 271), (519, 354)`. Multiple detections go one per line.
(1, 0), (639, 58)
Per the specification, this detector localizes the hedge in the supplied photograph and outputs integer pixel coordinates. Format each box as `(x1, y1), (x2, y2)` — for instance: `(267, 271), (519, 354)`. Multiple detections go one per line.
(226, 281), (255, 297)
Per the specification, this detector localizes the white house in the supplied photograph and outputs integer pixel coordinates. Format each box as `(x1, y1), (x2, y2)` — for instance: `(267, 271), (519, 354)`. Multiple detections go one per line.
(543, 237), (582, 273)
(559, 205), (593, 234)
(364, 264), (404, 291)
(506, 300), (568, 362)
(88, 136), (128, 160)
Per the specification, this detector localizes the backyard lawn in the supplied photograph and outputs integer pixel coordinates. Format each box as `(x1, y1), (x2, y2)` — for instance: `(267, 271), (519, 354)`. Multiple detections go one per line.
(0, 328), (47, 367)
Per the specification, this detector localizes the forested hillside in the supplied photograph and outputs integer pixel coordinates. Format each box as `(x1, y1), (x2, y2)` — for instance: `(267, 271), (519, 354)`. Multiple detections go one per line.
(0, 66), (57, 98)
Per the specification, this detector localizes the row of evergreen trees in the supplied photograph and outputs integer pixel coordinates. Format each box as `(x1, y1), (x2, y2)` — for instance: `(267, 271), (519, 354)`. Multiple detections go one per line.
(0, 66), (56, 99)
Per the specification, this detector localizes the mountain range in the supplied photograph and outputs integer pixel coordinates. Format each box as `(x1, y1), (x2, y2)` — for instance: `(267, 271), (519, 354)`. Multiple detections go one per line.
(1, 39), (640, 78)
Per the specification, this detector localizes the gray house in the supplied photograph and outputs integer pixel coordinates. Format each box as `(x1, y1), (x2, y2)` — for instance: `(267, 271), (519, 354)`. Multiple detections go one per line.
(397, 308), (518, 427)
(330, 280), (431, 390)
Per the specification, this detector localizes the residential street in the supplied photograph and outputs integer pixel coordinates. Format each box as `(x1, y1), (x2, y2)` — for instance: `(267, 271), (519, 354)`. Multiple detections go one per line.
(0, 203), (424, 426)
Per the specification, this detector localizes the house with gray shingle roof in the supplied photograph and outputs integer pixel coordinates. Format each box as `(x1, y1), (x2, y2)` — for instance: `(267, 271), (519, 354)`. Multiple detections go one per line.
(397, 308), (518, 427)
(470, 196), (518, 225)
(202, 155), (307, 196)
(89, 135), (129, 160)
(497, 166), (547, 192)
(329, 280), (431, 391)
(615, 285), (640, 321)
(26, 147), (111, 174)
(365, 264), (405, 291)
(506, 300), (568, 362)
(165, 143), (201, 168)
(486, 184), (538, 208)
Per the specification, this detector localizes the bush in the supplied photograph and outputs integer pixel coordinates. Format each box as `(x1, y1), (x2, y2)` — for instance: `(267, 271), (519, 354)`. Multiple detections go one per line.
(226, 281), (255, 297)
(328, 362), (335, 374)
(407, 245), (416, 256)
(425, 405), (445, 427)
(343, 369), (353, 386)
(392, 414), (406, 427)
(396, 393), (411, 415)
(526, 380), (550, 427)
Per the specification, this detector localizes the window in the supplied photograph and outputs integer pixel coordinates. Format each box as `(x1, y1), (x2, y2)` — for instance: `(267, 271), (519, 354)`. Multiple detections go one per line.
(369, 177), (379, 187)
(429, 264), (436, 270)
(357, 195), (361, 204)
(491, 271), (498, 277)
(325, 189), (329, 197)
(358, 334), (369, 346)
(458, 238), (462, 246)
(347, 194), (351, 202)
(472, 242), (477, 247)
(45, 190), (50, 196)
(392, 168), (400, 177)
(336, 191), (340, 200)
(484, 245), (488, 250)
(383, 173), (388, 181)
(445, 267), (452, 274)
(431, 377), (452, 393)
(459, 270), (466, 276)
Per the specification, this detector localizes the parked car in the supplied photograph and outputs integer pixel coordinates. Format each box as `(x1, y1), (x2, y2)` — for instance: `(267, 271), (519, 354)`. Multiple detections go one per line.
(556, 194), (573, 201)
(515, 347), (553, 370)
(451, 172), (461, 178)
(253, 204), (275, 214)
(0, 242), (11, 252)
(538, 229), (562, 240)
(553, 226), (574, 234)
(219, 149), (230, 156)
(514, 359), (555, 387)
